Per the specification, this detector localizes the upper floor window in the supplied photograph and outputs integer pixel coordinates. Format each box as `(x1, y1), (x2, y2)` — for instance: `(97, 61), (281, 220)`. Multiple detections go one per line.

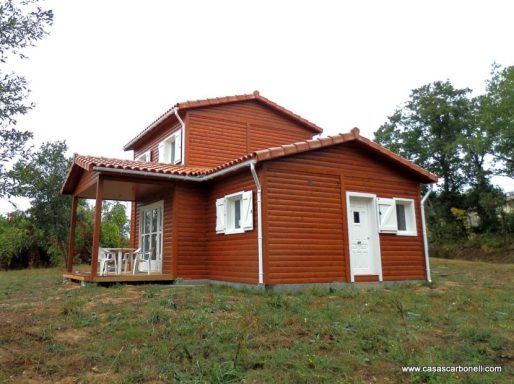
(135, 150), (150, 162)
(158, 130), (182, 164)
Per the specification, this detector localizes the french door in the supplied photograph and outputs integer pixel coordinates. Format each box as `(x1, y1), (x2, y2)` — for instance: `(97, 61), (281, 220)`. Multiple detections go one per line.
(139, 201), (163, 273)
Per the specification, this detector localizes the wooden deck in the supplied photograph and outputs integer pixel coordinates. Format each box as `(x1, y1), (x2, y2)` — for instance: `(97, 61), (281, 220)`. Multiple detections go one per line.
(63, 272), (175, 283)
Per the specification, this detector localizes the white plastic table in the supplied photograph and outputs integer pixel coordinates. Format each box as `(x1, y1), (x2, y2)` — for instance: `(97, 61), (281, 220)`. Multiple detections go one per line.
(104, 248), (137, 274)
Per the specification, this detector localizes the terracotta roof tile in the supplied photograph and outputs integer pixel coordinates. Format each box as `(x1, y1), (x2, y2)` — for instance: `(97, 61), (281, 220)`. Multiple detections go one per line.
(123, 91), (323, 150)
(62, 129), (437, 195)
(282, 144), (298, 156)
(73, 155), (210, 176)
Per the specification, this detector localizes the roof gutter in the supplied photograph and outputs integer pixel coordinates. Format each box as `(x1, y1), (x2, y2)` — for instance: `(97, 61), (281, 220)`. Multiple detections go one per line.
(91, 159), (257, 183)
(421, 186), (433, 283)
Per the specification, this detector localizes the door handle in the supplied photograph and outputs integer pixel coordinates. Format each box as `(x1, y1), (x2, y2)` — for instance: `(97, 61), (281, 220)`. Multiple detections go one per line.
(357, 241), (362, 245)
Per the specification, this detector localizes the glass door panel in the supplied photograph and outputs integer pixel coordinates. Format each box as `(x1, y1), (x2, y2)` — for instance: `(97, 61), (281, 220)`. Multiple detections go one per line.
(139, 202), (163, 273)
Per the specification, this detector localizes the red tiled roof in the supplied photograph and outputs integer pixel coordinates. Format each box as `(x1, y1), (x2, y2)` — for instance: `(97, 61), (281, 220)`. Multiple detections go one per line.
(74, 155), (210, 176)
(123, 91), (323, 150)
(62, 128), (437, 195)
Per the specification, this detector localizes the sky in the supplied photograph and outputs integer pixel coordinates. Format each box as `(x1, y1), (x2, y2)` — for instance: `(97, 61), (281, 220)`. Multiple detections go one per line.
(2, 0), (514, 212)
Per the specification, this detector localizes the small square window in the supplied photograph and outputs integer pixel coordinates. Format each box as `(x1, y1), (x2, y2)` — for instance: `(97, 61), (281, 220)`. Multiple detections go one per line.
(216, 191), (253, 235)
(353, 211), (360, 223)
(159, 137), (176, 163)
(226, 194), (243, 233)
(158, 130), (182, 164)
(394, 198), (417, 236)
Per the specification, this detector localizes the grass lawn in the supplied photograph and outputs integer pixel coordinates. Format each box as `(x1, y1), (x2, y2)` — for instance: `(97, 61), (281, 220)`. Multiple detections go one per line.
(0, 258), (512, 383)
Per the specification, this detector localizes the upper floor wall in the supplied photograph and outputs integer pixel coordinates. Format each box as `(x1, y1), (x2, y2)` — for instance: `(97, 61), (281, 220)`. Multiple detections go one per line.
(185, 100), (317, 167)
(128, 93), (322, 167)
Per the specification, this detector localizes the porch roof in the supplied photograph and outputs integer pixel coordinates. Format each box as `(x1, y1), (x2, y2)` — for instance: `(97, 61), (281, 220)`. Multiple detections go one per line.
(61, 128), (438, 196)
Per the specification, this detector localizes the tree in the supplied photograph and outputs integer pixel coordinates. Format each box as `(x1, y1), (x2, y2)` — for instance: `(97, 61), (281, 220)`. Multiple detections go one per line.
(8, 141), (130, 267)
(374, 80), (473, 195)
(101, 202), (129, 249)
(68, 201), (130, 264)
(480, 64), (514, 178)
(8, 141), (72, 260)
(0, 0), (53, 196)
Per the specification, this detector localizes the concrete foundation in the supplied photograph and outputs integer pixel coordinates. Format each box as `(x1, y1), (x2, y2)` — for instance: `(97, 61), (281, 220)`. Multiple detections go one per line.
(174, 279), (427, 293)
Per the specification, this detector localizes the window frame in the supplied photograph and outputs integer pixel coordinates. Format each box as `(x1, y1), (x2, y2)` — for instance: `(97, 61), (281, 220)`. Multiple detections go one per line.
(158, 130), (182, 165)
(135, 150), (151, 162)
(215, 190), (253, 235)
(393, 198), (417, 236)
(225, 192), (244, 235)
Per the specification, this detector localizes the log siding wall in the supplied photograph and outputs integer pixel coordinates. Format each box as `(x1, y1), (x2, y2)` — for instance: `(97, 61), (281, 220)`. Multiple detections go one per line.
(186, 101), (315, 167)
(205, 171), (259, 283)
(126, 143), (425, 285)
(170, 170), (259, 283)
(173, 183), (208, 279)
(263, 141), (427, 284)
(264, 168), (345, 284)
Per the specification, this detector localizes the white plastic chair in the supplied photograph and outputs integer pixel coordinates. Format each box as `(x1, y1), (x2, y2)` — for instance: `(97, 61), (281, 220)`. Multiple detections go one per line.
(132, 248), (153, 275)
(98, 248), (117, 276)
(120, 248), (136, 273)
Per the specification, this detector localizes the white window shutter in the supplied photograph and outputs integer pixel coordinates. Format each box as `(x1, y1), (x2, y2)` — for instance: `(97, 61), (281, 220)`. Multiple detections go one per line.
(216, 198), (226, 234)
(158, 142), (167, 163)
(174, 130), (182, 164)
(377, 198), (398, 233)
(242, 191), (253, 231)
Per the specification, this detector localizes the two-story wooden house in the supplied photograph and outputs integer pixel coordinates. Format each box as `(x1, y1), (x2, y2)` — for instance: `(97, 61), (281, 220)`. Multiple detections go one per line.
(61, 91), (437, 288)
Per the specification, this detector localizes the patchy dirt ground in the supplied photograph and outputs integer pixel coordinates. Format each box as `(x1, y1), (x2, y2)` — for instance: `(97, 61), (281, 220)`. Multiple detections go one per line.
(0, 260), (512, 383)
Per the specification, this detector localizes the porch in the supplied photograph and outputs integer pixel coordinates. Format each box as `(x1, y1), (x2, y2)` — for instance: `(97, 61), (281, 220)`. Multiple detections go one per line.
(63, 164), (176, 283)
(62, 271), (175, 283)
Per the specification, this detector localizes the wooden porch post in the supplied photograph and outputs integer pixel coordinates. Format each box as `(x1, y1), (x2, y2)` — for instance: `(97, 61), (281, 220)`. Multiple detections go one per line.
(66, 196), (78, 272)
(91, 176), (104, 278)
(130, 201), (136, 248)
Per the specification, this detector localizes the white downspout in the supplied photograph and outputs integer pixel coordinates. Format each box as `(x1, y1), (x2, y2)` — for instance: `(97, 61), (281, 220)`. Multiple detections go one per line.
(250, 163), (264, 285)
(173, 108), (186, 165)
(421, 186), (433, 282)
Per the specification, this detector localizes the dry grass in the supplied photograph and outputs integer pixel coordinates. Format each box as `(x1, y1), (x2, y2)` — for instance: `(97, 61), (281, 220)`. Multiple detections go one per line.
(0, 258), (512, 383)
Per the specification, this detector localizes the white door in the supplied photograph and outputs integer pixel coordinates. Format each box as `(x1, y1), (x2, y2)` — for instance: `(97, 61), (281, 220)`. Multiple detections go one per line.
(139, 201), (163, 273)
(348, 196), (380, 278)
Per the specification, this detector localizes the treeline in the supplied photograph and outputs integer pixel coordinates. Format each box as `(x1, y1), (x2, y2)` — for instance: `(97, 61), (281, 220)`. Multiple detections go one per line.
(0, 2), (129, 270)
(375, 64), (514, 262)
(0, 141), (129, 270)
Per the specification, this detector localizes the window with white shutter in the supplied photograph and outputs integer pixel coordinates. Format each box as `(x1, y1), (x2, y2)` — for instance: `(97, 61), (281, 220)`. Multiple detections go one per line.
(216, 191), (254, 235)
(158, 130), (182, 164)
(377, 198), (398, 233)
(394, 198), (417, 236)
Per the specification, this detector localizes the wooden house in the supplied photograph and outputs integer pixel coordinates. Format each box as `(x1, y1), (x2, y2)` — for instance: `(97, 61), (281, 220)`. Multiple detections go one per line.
(61, 91), (437, 287)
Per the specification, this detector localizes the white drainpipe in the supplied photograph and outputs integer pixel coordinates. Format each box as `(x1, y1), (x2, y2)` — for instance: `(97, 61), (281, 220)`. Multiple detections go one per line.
(250, 163), (264, 285)
(173, 108), (186, 165)
(421, 186), (432, 282)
